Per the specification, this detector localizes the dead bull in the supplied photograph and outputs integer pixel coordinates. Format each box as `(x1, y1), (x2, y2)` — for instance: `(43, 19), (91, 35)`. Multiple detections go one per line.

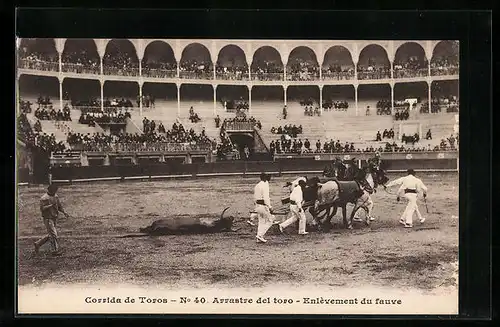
(139, 207), (236, 236)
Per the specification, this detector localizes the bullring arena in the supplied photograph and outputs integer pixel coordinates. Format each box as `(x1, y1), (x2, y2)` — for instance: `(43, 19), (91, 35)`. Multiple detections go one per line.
(16, 38), (459, 314)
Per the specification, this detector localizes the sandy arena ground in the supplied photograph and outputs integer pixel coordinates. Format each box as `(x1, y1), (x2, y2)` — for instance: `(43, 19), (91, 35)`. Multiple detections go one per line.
(17, 172), (458, 295)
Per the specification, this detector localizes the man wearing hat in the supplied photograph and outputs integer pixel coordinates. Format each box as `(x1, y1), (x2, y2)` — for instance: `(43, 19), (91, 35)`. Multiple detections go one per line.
(253, 173), (275, 243)
(284, 176), (308, 193)
(368, 152), (382, 171)
(384, 169), (428, 228)
(34, 184), (70, 255)
(278, 179), (308, 235)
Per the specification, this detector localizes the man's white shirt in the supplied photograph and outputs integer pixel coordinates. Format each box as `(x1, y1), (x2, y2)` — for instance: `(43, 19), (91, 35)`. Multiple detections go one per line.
(289, 185), (304, 209)
(386, 175), (428, 196)
(254, 181), (271, 207)
(291, 177), (307, 189)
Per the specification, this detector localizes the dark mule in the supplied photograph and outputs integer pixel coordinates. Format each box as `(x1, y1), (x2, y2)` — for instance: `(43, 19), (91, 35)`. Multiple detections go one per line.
(309, 165), (389, 230)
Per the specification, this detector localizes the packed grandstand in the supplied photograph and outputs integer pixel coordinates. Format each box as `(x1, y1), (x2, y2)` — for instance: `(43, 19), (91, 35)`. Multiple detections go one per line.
(17, 38), (459, 171)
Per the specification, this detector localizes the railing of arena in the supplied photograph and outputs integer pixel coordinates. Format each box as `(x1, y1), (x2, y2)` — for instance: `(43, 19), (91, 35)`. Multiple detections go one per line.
(142, 68), (177, 78)
(73, 106), (134, 113)
(179, 71), (213, 80)
(103, 66), (139, 76)
(357, 70), (392, 80)
(393, 68), (429, 78)
(223, 121), (256, 131)
(18, 59), (460, 81)
(431, 67), (459, 76)
(79, 142), (213, 153)
(274, 149), (459, 156)
(322, 71), (355, 80)
(62, 63), (100, 75)
(215, 72), (250, 81)
(19, 59), (58, 72)
(250, 72), (284, 81)
(286, 73), (321, 81)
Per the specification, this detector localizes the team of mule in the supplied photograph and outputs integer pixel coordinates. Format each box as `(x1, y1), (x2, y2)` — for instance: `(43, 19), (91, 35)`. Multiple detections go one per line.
(137, 158), (389, 236)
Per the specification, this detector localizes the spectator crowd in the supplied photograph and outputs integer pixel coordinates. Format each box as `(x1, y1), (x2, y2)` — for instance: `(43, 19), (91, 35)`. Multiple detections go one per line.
(79, 108), (131, 126)
(223, 99), (249, 112)
(221, 112), (262, 131)
(102, 51), (138, 76)
(35, 105), (71, 122)
(304, 105), (321, 116)
(216, 62), (249, 80)
(322, 100), (349, 111)
(67, 123), (214, 152)
(357, 61), (391, 80)
(431, 57), (459, 76)
(19, 42), (458, 82)
(71, 97), (134, 109)
(270, 124), (302, 138)
(375, 128), (396, 141)
(251, 60), (284, 81)
(286, 59), (319, 81)
(142, 61), (177, 78)
(420, 96), (459, 114)
(180, 60), (213, 79)
(393, 56), (428, 78)
(394, 108), (410, 121)
(17, 112), (67, 153)
(19, 99), (33, 113)
(375, 100), (392, 115)
(322, 64), (354, 80)
(62, 49), (99, 74)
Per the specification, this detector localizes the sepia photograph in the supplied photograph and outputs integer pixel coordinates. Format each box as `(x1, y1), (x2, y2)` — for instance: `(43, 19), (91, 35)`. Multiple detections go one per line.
(16, 35), (460, 315)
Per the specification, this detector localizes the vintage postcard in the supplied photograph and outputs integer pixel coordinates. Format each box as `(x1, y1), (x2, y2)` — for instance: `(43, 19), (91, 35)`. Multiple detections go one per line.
(16, 36), (459, 315)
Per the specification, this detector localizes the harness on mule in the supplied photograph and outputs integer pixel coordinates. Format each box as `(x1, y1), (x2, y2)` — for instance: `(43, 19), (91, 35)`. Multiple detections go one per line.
(357, 178), (375, 194)
(335, 180), (365, 203)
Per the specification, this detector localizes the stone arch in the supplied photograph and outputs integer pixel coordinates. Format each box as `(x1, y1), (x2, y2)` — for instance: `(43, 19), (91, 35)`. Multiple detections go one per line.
(142, 40), (177, 77)
(393, 42), (428, 78)
(431, 41), (459, 76)
(61, 39), (100, 74)
(103, 39), (139, 66)
(216, 44), (249, 80)
(432, 41), (459, 61)
(322, 45), (355, 80)
(357, 44), (391, 80)
(217, 44), (248, 66)
(102, 39), (139, 76)
(251, 46), (283, 81)
(395, 42), (427, 62)
(19, 38), (58, 62)
(286, 46), (320, 81)
(358, 44), (390, 67)
(179, 43), (213, 79)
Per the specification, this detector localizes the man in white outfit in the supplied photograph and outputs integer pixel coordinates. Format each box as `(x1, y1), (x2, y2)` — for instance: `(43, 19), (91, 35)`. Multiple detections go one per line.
(249, 176), (307, 226)
(278, 180), (308, 235)
(253, 173), (276, 243)
(384, 169), (428, 228)
(248, 172), (279, 226)
(285, 176), (307, 193)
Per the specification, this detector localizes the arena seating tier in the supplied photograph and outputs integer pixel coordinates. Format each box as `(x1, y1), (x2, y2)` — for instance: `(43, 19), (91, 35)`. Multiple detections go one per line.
(251, 101), (395, 149)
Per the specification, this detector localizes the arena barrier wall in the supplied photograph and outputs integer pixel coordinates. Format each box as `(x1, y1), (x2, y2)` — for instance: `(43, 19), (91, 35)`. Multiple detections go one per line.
(48, 154), (458, 184)
(17, 168), (31, 184)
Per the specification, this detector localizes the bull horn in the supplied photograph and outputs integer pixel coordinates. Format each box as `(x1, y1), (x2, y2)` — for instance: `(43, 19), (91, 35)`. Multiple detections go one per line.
(221, 207), (230, 219)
